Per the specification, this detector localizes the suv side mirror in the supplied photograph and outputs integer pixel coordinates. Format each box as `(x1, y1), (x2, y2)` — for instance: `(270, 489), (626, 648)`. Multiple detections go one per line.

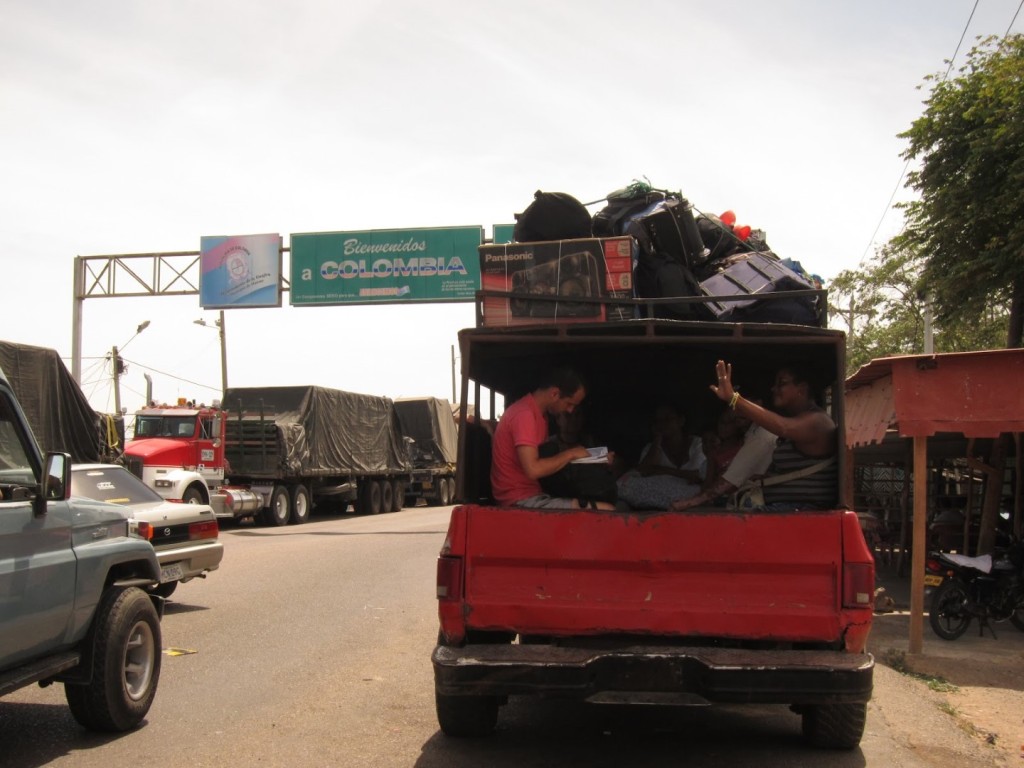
(36, 452), (71, 515)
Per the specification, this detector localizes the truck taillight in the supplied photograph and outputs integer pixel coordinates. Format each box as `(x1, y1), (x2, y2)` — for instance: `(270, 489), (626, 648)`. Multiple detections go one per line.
(843, 563), (874, 609)
(189, 520), (219, 540)
(436, 555), (463, 601)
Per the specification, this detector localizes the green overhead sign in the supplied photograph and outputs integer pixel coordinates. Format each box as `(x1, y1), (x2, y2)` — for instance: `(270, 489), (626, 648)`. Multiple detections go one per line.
(290, 226), (483, 306)
(492, 224), (515, 244)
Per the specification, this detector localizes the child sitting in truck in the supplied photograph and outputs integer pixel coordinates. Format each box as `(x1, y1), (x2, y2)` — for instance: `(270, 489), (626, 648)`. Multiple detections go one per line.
(616, 404), (706, 510)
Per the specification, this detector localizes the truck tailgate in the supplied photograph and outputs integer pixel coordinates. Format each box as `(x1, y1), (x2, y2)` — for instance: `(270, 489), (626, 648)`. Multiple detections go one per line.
(448, 505), (871, 644)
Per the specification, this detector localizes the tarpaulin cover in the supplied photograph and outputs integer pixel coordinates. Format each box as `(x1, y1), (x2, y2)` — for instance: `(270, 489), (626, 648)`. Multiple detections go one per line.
(222, 385), (410, 476)
(394, 397), (459, 467)
(0, 339), (108, 463)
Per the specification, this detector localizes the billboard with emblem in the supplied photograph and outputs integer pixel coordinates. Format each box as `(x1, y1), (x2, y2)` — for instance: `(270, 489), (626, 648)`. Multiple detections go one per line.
(290, 226), (482, 306)
(199, 233), (283, 309)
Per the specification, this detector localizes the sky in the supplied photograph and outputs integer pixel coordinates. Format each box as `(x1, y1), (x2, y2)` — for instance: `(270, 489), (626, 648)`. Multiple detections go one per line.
(1, 0), (1021, 418)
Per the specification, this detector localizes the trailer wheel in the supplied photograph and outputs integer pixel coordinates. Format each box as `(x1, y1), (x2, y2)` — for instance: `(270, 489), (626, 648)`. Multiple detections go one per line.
(391, 480), (405, 512)
(358, 480), (382, 515)
(290, 484), (311, 524)
(380, 480), (394, 514)
(801, 702), (867, 750)
(266, 485), (291, 526)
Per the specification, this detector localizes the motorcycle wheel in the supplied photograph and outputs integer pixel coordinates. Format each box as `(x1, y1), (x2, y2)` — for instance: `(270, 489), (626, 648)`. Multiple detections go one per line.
(929, 578), (971, 640)
(1011, 600), (1024, 632)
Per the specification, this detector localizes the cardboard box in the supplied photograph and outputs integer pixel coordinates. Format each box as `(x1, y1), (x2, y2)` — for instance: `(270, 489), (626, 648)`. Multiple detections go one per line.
(479, 237), (634, 327)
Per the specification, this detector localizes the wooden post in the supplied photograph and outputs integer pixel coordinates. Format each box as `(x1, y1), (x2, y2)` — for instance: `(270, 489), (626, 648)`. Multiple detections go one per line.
(909, 435), (928, 654)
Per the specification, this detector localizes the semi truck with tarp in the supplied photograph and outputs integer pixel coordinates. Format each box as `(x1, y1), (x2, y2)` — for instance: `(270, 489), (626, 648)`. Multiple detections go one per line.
(123, 386), (459, 525)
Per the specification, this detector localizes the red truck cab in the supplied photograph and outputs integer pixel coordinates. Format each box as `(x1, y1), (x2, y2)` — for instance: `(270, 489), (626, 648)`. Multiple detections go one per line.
(433, 310), (875, 749)
(124, 402), (225, 505)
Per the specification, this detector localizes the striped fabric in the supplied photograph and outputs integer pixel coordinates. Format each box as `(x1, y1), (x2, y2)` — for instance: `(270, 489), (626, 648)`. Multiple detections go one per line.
(762, 439), (837, 510)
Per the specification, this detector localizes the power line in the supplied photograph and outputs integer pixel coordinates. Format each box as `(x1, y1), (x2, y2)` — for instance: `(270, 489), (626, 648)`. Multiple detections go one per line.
(69, 354), (221, 414)
(117, 356), (221, 394)
(857, 0), (981, 265)
(1006, 1), (1023, 38)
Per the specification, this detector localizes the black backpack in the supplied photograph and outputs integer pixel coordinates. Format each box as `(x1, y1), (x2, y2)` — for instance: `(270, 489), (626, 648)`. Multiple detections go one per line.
(592, 189), (667, 238)
(513, 191), (592, 243)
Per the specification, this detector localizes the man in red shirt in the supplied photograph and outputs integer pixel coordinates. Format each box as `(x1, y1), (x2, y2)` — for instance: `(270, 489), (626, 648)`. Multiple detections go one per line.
(490, 368), (615, 509)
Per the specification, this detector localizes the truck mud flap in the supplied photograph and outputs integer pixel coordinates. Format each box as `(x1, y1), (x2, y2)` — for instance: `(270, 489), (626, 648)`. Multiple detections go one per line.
(433, 644), (873, 705)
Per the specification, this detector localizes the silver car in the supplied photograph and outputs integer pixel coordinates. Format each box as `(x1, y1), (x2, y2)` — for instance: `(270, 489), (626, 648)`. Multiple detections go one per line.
(71, 464), (224, 598)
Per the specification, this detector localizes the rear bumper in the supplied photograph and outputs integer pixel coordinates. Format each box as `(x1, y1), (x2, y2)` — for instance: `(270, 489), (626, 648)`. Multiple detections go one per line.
(156, 541), (224, 580)
(432, 643), (873, 705)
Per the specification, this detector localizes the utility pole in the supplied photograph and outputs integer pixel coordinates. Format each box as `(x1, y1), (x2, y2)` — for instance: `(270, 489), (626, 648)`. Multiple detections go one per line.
(111, 346), (123, 415)
(218, 310), (228, 397)
(111, 321), (149, 416)
(194, 312), (228, 400)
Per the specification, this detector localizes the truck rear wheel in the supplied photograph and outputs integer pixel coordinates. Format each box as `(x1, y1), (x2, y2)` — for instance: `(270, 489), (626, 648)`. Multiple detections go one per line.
(358, 480), (382, 515)
(801, 702), (867, 750)
(435, 690), (498, 737)
(65, 586), (161, 732)
(380, 480), (394, 514)
(290, 484), (311, 524)
(265, 485), (290, 526)
(391, 480), (405, 512)
(437, 478), (451, 507)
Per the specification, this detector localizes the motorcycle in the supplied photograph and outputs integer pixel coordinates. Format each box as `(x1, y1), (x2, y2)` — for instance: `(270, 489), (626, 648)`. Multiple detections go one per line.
(925, 537), (1024, 640)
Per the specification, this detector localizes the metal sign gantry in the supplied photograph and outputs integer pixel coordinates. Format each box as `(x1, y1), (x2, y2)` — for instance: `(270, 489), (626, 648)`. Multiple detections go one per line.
(71, 251), (291, 384)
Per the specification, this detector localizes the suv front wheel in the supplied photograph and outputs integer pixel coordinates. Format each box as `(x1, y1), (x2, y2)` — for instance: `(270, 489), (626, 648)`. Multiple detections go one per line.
(65, 586), (162, 732)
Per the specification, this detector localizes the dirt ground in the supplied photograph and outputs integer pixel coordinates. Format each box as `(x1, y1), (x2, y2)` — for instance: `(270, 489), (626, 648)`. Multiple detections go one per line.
(871, 570), (1024, 765)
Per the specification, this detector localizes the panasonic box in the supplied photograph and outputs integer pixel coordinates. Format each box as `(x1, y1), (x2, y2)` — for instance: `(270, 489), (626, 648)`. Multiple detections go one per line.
(478, 237), (634, 327)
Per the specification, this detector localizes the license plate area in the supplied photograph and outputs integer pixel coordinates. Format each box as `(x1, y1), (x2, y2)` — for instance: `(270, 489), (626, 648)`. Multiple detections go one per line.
(160, 562), (185, 583)
(923, 574), (943, 587)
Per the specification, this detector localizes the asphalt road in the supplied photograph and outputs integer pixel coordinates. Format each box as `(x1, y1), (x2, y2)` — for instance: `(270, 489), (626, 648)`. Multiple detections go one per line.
(0, 506), (1007, 767)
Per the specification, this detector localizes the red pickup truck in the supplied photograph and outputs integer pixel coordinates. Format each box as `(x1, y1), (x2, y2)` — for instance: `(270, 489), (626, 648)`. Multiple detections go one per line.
(433, 307), (875, 750)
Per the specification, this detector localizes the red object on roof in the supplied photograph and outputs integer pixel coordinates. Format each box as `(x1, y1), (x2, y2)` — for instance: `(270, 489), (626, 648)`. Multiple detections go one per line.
(845, 349), (1024, 447)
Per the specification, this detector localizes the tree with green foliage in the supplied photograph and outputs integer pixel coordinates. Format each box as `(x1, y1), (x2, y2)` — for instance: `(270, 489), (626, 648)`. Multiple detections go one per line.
(829, 244), (1010, 376)
(894, 34), (1024, 349)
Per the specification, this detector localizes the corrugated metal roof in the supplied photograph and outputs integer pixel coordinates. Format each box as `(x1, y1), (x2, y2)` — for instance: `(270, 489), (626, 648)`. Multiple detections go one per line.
(845, 349), (1024, 447)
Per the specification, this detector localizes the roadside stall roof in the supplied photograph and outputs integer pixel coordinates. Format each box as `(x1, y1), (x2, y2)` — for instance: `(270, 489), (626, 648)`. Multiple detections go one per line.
(845, 349), (1024, 447)
(845, 348), (1024, 656)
